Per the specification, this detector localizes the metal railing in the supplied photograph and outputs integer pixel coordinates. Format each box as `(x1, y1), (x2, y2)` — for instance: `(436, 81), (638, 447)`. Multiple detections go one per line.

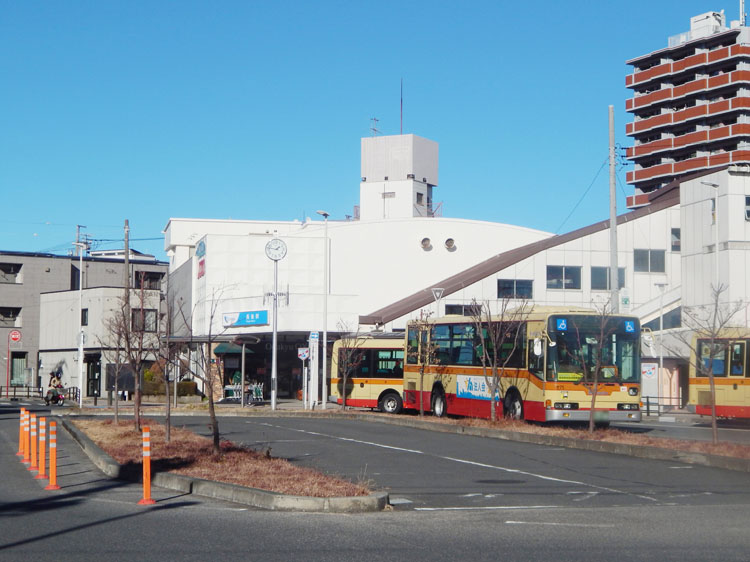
(1, 386), (80, 403)
(642, 395), (687, 417)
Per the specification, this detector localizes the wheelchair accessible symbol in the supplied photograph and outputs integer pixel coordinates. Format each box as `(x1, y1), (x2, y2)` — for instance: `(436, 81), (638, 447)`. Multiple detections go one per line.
(556, 318), (568, 331)
(624, 321), (635, 333)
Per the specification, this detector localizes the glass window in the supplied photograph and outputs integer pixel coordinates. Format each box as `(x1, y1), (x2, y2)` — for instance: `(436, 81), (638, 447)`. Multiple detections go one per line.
(634, 250), (649, 272)
(650, 250), (665, 272)
(131, 309), (157, 332)
(745, 196), (750, 221)
(591, 267), (625, 290)
(0, 263), (22, 284)
(547, 266), (563, 289)
(81, 308), (88, 326)
(634, 249), (665, 273)
(730, 342), (745, 376)
(498, 279), (533, 299)
(547, 266), (581, 290)
(699, 340), (727, 377)
(671, 228), (681, 252)
(0, 307), (21, 327)
(406, 327), (419, 365)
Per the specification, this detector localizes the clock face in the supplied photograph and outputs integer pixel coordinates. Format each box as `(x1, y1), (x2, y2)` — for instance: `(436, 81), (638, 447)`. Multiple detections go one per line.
(265, 238), (287, 261)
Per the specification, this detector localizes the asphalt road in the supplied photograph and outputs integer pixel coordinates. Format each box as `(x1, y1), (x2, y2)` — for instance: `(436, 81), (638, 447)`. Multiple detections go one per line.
(2, 403), (750, 561)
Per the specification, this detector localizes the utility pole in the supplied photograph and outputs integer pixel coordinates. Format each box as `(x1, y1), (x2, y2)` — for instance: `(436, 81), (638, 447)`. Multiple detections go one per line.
(609, 105), (619, 313)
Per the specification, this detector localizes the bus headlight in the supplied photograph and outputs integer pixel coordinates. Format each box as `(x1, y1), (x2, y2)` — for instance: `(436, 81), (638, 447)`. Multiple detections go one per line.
(553, 402), (579, 410)
(628, 387), (639, 396)
(617, 403), (640, 410)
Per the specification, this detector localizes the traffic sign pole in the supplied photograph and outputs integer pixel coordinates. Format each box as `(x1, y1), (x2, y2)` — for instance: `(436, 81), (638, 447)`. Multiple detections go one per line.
(6, 330), (21, 398)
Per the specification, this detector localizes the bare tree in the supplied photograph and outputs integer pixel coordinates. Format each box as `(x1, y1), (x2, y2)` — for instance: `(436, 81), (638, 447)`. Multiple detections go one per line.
(174, 288), (228, 456)
(98, 296), (127, 425)
(123, 272), (161, 431)
(575, 302), (618, 433)
(334, 321), (366, 410)
(406, 310), (442, 417)
(670, 284), (744, 444)
(470, 298), (531, 422)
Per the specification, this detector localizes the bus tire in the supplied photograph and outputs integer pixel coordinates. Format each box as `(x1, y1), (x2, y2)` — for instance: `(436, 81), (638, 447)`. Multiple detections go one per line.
(504, 391), (523, 420)
(379, 392), (403, 414)
(431, 388), (447, 418)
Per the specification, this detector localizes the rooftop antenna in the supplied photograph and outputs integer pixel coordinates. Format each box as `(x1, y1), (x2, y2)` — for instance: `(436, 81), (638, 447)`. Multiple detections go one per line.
(400, 78), (403, 135)
(370, 117), (380, 136)
(742, 0), (746, 26)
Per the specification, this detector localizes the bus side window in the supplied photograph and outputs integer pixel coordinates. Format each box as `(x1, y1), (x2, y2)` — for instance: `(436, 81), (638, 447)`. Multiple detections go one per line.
(528, 339), (544, 379)
(730, 342), (745, 376)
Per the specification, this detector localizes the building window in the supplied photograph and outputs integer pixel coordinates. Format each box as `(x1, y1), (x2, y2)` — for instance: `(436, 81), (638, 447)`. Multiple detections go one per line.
(590, 267), (625, 291)
(0, 307), (21, 327)
(547, 266), (581, 290)
(0, 263), (22, 284)
(634, 249), (665, 273)
(134, 271), (164, 290)
(444, 304), (482, 317)
(131, 309), (157, 332)
(497, 279), (533, 299)
(671, 228), (681, 252)
(81, 308), (88, 327)
(745, 196), (750, 221)
(416, 192), (424, 205)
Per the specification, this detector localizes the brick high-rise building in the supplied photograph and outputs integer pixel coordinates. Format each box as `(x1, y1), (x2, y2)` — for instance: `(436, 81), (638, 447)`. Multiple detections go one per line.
(625, 11), (750, 207)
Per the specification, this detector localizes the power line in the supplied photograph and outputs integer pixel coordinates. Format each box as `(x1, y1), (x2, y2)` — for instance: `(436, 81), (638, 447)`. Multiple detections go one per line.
(554, 156), (609, 234)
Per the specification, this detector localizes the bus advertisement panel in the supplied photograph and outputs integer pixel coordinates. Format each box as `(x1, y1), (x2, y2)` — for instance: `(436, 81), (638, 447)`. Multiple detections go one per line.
(689, 331), (750, 419)
(402, 309), (642, 423)
(331, 333), (405, 413)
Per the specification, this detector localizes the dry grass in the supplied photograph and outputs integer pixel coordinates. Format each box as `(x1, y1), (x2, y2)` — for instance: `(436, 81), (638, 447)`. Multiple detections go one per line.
(449, 415), (750, 459)
(71, 419), (370, 498)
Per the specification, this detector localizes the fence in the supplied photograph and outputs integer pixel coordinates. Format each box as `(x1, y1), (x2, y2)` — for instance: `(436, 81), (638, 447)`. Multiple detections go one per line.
(641, 395), (687, 417)
(1, 385), (80, 403)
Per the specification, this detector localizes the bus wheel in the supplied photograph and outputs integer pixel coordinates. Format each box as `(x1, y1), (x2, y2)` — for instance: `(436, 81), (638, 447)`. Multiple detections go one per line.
(431, 388), (447, 418)
(379, 392), (403, 414)
(504, 392), (523, 420)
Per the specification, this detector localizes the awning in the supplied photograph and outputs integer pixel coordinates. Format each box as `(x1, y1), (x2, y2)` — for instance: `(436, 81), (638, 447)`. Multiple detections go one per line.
(214, 343), (255, 355)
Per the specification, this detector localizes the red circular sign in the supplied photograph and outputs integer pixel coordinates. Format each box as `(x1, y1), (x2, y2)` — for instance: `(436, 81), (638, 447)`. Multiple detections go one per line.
(9, 330), (21, 342)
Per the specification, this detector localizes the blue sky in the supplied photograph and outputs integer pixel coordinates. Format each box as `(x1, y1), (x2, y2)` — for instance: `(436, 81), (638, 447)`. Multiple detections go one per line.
(0, 0), (733, 259)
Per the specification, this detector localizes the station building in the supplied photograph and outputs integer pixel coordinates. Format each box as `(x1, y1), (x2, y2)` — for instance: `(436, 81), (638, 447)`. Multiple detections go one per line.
(164, 128), (750, 409)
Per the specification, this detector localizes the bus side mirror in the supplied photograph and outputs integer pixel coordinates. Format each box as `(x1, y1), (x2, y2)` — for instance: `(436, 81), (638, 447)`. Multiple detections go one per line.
(533, 338), (542, 357)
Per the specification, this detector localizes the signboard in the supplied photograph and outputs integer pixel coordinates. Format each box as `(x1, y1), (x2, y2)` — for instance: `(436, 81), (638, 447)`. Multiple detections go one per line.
(556, 318), (568, 331)
(298, 348), (310, 360)
(642, 363), (657, 379)
(309, 331), (319, 342)
(9, 330), (21, 342)
(222, 311), (269, 327)
(624, 320), (635, 333)
(456, 375), (499, 401)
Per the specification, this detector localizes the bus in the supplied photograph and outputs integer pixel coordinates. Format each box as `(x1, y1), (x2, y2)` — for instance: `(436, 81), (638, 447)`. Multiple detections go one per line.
(402, 307), (642, 423)
(331, 332), (405, 413)
(688, 329), (750, 418)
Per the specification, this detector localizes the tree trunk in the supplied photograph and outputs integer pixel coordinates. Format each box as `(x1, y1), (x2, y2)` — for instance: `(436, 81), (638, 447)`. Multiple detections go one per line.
(419, 369), (425, 417)
(708, 372), (719, 444)
(207, 388), (220, 455)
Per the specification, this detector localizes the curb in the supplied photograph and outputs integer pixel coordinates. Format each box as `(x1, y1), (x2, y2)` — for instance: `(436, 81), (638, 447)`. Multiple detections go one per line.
(60, 418), (389, 512)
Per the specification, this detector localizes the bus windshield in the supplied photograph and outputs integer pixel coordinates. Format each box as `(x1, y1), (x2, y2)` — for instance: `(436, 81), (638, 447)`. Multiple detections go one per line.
(547, 315), (640, 383)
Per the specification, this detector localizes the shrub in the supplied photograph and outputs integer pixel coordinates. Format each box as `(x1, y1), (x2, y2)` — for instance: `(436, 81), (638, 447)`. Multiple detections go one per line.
(141, 380), (199, 396)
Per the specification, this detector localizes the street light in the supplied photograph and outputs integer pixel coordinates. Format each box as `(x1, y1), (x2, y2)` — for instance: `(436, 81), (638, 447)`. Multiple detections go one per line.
(316, 210), (330, 410)
(701, 181), (720, 289)
(73, 241), (87, 408)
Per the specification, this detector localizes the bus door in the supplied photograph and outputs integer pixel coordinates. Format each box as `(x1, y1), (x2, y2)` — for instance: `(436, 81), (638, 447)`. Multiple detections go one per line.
(727, 341), (747, 408)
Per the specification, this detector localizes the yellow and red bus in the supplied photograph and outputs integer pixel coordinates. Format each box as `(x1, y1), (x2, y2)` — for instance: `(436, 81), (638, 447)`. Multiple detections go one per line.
(689, 330), (750, 418)
(331, 333), (405, 413)
(402, 308), (642, 423)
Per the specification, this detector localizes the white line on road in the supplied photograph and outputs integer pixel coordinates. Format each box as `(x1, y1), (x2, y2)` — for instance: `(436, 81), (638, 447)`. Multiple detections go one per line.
(505, 520), (616, 528)
(416, 505), (558, 512)
(255, 422), (659, 503)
